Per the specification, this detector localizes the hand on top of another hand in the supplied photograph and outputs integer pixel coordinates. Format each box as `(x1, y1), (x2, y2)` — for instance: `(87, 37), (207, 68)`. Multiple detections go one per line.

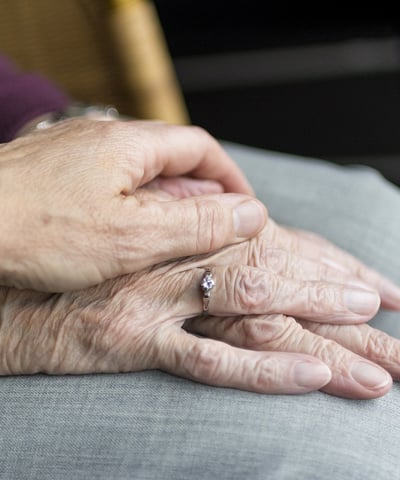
(184, 217), (400, 399)
(1, 186), (400, 399)
(0, 118), (266, 291)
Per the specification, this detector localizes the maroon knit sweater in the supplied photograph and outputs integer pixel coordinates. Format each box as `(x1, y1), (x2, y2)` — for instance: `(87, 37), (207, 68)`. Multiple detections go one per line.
(0, 55), (70, 143)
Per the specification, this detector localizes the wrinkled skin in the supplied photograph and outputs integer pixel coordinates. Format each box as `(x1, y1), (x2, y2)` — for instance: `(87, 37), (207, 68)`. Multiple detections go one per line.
(1, 209), (399, 400)
(2, 118), (400, 400)
(0, 118), (265, 292)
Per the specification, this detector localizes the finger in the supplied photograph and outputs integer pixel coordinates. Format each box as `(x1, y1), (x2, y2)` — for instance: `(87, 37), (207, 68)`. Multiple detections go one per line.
(156, 326), (331, 394)
(124, 121), (254, 194)
(210, 242), (375, 289)
(281, 226), (400, 310)
(298, 320), (400, 381)
(114, 194), (267, 272)
(257, 248), (372, 288)
(185, 315), (392, 399)
(178, 266), (380, 323)
(144, 176), (224, 198)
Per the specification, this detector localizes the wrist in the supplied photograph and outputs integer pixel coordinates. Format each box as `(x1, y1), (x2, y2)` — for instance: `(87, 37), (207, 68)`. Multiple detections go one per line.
(15, 102), (120, 137)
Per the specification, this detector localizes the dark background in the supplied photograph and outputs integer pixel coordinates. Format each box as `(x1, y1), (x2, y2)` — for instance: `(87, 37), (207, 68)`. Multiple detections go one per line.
(154, 3), (400, 185)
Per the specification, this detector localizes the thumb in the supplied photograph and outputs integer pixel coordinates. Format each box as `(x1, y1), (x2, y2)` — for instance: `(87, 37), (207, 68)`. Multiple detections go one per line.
(118, 193), (267, 272)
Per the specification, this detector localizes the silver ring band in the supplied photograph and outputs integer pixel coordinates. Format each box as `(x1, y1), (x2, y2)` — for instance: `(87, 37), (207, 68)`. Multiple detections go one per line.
(200, 268), (215, 315)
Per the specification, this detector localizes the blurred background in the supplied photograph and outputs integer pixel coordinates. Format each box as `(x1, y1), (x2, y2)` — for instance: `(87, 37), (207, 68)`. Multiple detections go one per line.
(153, 2), (400, 185)
(1, 1), (399, 185)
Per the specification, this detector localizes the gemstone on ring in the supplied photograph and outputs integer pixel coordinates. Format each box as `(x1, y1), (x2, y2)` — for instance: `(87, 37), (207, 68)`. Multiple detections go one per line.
(201, 270), (215, 296)
(200, 268), (215, 314)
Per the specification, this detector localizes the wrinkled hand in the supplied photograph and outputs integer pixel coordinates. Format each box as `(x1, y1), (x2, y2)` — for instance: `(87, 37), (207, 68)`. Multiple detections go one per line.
(184, 219), (400, 399)
(0, 118), (265, 291)
(1, 206), (400, 399)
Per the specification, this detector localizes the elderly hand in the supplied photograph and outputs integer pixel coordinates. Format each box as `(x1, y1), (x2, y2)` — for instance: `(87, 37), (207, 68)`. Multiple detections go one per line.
(0, 118), (265, 291)
(1, 204), (400, 399)
(185, 219), (400, 399)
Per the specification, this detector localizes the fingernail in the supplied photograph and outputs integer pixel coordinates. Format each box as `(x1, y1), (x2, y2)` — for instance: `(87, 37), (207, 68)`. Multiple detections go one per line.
(350, 361), (391, 390)
(233, 200), (266, 237)
(344, 289), (380, 315)
(294, 361), (332, 388)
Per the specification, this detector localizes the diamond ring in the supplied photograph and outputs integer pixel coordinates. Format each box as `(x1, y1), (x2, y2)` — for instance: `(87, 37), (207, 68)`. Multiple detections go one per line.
(200, 268), (215, 315)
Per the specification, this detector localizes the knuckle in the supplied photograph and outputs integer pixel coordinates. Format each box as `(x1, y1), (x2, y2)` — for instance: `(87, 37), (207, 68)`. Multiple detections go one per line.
(296, 321), (349, 364)
(253, 356), (281, 390)
(307, 283), (339, 313)
(183, 340), (222, 382)
(311, 337), (344, 366)
(229, 267), (274, 313)
(241, 315), (299, 349)
(364, 330), (393, 360)
(241, 316), (269, 347)
(266, 315), (302, 349)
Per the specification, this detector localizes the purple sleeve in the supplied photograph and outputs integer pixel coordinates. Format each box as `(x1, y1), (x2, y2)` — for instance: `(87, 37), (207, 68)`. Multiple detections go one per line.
(0, 55), (70, 143)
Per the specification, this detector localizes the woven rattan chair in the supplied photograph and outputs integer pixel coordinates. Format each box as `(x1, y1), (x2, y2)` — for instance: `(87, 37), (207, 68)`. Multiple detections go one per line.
(0, 0), (189, 124)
